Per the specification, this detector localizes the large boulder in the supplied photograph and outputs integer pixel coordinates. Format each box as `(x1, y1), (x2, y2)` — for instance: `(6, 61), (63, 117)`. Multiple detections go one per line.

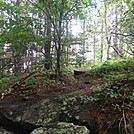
(0, 95), (62, 133)
(0, 94), (97, 134)
(0, 95), (61, 125)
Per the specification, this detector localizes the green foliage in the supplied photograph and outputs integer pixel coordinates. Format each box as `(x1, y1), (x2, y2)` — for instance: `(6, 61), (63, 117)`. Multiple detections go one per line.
(86, 58), (134, 84)
(26, 76), (46, 86)
(107, 0), (134, 45)
(0, 75), (19, 92)
(0, 77), (11, 91)
(79, 86), (133, 111)
(85, 58), (134, 110)
(78, 95), (99, 104)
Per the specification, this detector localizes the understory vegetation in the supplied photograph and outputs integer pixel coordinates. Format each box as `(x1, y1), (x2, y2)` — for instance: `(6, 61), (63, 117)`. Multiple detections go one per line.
(84, 58), (134, 109)
(0, 57), (134, 134)
(1, 58), (134, 110)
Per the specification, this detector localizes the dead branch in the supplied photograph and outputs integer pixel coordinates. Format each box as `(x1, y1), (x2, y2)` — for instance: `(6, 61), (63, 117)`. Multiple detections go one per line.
(111, 32), (134, 37)
(11, 71), (43, 90)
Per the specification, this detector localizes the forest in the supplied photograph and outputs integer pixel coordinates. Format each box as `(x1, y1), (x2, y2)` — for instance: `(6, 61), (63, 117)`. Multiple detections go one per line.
(0, 0), (134, 134)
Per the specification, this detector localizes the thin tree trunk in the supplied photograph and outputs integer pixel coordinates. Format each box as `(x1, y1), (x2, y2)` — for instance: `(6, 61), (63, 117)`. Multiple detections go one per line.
(93, 8), (97, 64)
(104, 0), (111, 60)
(119, 5), (124, 57)
(100, 22), (104, 62)
(82, 19), (86, 64)
(44, 18), (52, 70)
(113, 5), (118, 58)
(57, 27), (62, 76)
(56, 0), (64, 76)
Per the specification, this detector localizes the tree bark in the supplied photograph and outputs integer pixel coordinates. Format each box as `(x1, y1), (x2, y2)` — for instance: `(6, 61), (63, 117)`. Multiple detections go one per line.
(44, 18), (52, 70)
(100, 22), (104, 62)
(104, 0), (111, 60)
(93, 8), (97, 63)
(113, 4), (118, 58)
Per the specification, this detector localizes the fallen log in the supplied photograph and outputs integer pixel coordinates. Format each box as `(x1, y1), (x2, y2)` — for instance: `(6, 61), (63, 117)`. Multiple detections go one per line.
(11, 71), (43, 90)
(74, 70), (85, 76)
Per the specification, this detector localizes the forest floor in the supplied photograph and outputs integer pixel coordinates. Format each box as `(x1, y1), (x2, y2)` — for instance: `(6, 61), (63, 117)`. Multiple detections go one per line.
(0, 70), (134, 133)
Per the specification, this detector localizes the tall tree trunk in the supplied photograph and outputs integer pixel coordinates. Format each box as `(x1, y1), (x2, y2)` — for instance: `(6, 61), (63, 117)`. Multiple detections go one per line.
(119, 4), (124, 57)
(93, 8), (97, 63)
(56, 0), (64, 76)
(56, 25), (62, 76)
(100, 22), (104, 62)
(104, 0), (111, 60)
(113, 4), (118, 58)
(13, 53), (21, 75)
(44, 18), (52, 70)
(66, 19), (69, 66)
(82, 19), (86, 64)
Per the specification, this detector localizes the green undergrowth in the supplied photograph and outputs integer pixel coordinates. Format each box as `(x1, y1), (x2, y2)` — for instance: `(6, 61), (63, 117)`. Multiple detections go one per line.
(86, 58), (134, 84)
(26, 76), (47, 87)
(79, 86), (134, 111)
(0, 75), (20, 92)
(0, 74), (55, 92)
(84, 58), (134, 110)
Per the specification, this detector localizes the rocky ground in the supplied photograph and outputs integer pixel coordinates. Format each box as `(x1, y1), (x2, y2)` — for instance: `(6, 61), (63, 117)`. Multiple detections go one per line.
(0, 74), (133, 134)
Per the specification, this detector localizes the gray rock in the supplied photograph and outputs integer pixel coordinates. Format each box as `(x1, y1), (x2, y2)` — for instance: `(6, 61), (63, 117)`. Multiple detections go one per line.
(0, 95), (96, 133)
(31, 122), (89, 134)
(0, 96), (62, 126)
(0, 128), (13, 134)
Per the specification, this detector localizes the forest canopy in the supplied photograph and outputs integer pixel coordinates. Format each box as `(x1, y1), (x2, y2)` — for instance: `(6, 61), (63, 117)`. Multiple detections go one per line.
(0, 0), (133, 76)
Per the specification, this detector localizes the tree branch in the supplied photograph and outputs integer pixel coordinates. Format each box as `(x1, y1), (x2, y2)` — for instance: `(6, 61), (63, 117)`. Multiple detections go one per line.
(111, 32), (134, 37)
(63, 2), (77, 20)
(110, 45), (123, 58)
(28, 0), (59, 35)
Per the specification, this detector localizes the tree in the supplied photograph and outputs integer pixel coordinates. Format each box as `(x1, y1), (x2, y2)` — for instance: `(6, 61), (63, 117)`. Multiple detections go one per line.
(29, 0), (92, 76)
(0, 0), (44, 75)
(107, 0), (134, 57)
(104, 0), (111, 60)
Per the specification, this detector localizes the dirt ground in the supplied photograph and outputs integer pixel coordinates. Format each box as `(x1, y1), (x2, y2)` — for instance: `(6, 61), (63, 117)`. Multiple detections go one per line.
(0, 74), (133, 134)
